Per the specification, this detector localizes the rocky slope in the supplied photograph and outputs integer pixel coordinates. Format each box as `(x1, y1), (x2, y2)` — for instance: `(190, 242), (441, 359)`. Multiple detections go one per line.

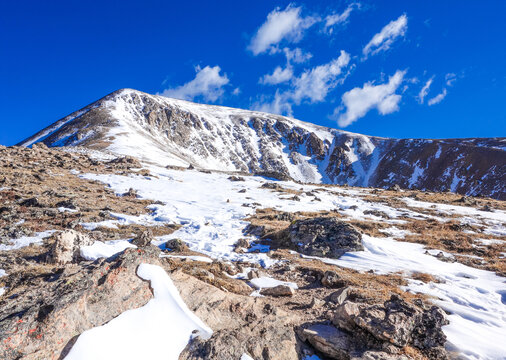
(18, 89), (506, 199)
(0, 145), (505, 359)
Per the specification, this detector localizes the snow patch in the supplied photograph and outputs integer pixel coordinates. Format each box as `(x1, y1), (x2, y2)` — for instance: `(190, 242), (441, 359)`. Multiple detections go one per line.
(64, 263), (212, 360)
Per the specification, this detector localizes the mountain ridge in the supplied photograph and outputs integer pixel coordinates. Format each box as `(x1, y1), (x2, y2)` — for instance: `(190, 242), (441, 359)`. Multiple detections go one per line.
(18, 88), (506, 199)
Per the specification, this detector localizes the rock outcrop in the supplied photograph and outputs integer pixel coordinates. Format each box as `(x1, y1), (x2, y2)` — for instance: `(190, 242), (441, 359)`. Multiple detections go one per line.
(0, 247), (160, 359)
(289, 217), (363, 258)
(297, 291), (450, 360)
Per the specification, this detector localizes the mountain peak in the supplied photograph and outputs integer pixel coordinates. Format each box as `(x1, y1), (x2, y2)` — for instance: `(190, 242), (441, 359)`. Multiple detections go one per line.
(17, 89), (506, 199)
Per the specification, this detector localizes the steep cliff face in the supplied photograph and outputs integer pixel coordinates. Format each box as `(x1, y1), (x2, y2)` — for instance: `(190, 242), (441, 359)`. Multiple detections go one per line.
(18, 88), (506, 199)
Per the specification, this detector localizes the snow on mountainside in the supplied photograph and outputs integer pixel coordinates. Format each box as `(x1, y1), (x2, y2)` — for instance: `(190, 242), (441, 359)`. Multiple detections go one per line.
(18, 89), (506, 199)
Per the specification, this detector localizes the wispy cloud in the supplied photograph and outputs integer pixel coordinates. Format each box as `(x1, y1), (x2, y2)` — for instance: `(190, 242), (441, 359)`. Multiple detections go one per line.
(445, 73), (457, 86)
(251, 90), (293, 116)
(259, 66), (294, 85)
(324, 3), (360, 34)
(160, 65), (229, 102)
(283, 47), (312, 63)
(417, 76), (434, 104)
(331, 70), (406, 127)
(253, 51), (351, 115)
(291, 50), (351, 104)
(428, 88), (447, 106)
(362, 14), (408, 59)
(248, 5), (316, 55)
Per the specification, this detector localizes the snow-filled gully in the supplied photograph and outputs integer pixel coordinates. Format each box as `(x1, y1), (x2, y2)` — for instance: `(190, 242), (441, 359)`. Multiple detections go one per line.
(78, 166), (506, 360)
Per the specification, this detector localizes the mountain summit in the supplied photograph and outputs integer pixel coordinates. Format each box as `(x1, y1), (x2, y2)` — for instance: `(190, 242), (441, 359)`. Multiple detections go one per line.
(19, 89), (506, 199)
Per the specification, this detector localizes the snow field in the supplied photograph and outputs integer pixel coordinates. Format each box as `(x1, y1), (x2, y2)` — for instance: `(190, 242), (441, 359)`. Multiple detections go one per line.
(71, 166), (506, 359)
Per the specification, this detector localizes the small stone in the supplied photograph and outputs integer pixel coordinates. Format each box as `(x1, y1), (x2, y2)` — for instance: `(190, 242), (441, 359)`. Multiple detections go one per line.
(165, 238), (189, 252)
(329, 286), (351, 305)
(260, 285), (295, 297)
(233, 238), (250, 253)
(321, 270), (346, 288)
(122, 188), (137, 197)
(132, 229), (153, 247)
(247, 270), (259, 280)
(309, 297), (325, 308)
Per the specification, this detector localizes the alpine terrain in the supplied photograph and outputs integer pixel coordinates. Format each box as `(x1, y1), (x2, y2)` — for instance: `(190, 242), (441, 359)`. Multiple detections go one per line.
(18, 89), (506, 200)
(0, 89), (505, 360)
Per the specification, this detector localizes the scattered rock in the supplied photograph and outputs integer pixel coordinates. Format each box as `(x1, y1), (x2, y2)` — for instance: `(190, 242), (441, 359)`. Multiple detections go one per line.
(228, 176), (245, 182)
(388, 184), (401, 191)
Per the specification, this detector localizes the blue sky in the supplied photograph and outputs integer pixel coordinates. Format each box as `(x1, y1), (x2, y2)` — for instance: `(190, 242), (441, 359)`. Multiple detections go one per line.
(1, 0), (505, 145)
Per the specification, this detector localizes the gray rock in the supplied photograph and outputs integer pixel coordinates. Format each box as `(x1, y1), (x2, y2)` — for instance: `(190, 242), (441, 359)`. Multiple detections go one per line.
(260, 285), (295, 297)
(132, 229), (153, 247)
(321, 270), (346, 288)
(297, 324), (350, 360)
(330, 287), (351, 305)
(165, 238), (189, 252)
(289, 217), (363, 258)
(332, 295), (448, 350)
(47, 230), (94, 264)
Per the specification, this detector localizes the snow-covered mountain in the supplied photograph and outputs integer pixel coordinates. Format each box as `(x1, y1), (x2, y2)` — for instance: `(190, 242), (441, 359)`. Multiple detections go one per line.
(19, 89), (506, 199)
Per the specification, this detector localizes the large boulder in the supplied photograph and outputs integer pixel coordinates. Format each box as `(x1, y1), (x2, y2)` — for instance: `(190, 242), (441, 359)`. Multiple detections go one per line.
(289, 217), (363, 258)
(47, 230), (94, 264)
(332, 294), (448, 351)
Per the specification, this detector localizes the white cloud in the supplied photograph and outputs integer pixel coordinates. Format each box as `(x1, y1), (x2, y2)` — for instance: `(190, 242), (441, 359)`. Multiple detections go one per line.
(332, 70), (406, 127)
(445, 73), (457, 86)
(283, 47), (312, 64)
(291, 50), (351, 103)
(160, 65), (229, 102)
(324, 3), (359, 33)
(253, 51), (351, 116)
(251, 91), (293, 116)
(260, 66), (293, 85)
(417, 76), (434, 104)
(428, 88), (447, 106)
(362, 14), (408, 58)
(248, 5), (316, 55)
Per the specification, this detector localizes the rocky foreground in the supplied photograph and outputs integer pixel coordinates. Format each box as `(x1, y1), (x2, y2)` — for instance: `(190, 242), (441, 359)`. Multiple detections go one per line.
(1, 144), (505, 359)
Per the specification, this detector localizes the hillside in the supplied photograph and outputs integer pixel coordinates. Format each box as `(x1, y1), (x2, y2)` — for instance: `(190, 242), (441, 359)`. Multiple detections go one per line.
(0, 144), (505, 359)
